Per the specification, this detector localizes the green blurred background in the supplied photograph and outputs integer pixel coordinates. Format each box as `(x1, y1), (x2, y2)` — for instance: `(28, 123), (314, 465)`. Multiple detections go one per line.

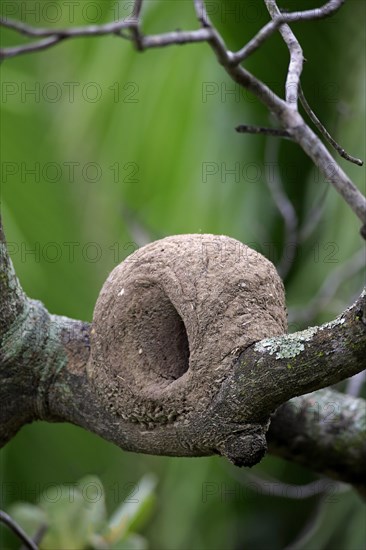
(1, 0), (365, 548)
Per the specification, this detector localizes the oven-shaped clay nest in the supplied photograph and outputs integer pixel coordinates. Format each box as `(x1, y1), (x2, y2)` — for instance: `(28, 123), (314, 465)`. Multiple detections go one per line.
(89, 234), (287, 463)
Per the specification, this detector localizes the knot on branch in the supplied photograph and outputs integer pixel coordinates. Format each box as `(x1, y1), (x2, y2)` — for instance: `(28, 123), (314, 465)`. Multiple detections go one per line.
(89, 234), (287, 465)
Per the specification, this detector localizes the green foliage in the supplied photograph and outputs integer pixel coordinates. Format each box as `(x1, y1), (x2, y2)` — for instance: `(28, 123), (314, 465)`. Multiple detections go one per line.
(8, 475), (156, 549)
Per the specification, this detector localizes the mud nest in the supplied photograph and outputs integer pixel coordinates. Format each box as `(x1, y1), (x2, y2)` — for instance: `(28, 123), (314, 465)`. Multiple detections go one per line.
(89, 234), (287, 435)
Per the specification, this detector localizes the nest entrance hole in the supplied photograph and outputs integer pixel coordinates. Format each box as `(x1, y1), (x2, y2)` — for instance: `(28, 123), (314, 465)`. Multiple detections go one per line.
(133, 284), (190, 387)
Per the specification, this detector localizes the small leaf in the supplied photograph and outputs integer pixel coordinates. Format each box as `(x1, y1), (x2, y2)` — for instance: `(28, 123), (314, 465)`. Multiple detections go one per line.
(38, 475), (106, 550)
(104, 474), (157, 545)
(8, 502), (48, 539)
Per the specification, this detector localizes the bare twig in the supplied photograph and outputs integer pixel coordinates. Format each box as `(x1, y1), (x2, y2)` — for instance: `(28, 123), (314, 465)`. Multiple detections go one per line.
(223, 462), (344, 499)
(0, 16), (135, 59)
(299, 85), (364, 166)
(0, 510), (38, 550)
(141, 29), (213, 49)
(245, 475), (343, 500)
(236, 125), (291, 138)
(191, 1), (366, 227)
(194, 0), (211, 28)
(264, 0), (304, 107)
(20, 524), (48, 550)
(0, 36), (67, 59)
(1, 2), (365, 225)
(131, 0), (144, 20)
(0, 15), (133, 37)
(0, 15), (214, 59)
(231, 0), (345, 65)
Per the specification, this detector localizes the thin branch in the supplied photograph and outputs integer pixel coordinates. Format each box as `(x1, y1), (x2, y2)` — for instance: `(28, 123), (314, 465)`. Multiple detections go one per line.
(0, 16), (133, 37)
(1, 0), (365, 225)
(194, 0), (211, 28)
(0, 15), (213, 59)
(128, 0), (144, 50)
(299, 85), (364, 166)
(141, 29), (213, 49)
(236, 125), (291, 138)
(20, 524), (48, 550)
(121, 204), (155, 247)
(231, 1), (345, 65)
(0, 36), (66, 59)
(0, 16), (135, 60)
(264, 0), (303, 107)
(131, 0), (144, 20)
(223, 464), (344, 499)
(0, 510), (38, 550)
(192, 1), (290, 123)
(191, 2), (366, 226)
(243, 475), (342, 500)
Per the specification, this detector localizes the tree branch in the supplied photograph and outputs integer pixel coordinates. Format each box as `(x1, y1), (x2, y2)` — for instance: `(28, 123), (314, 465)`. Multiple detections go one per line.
(1, 1), (365, 226)
(1, 0), (366, 490)
(0, 510), (38, 550)
(231, 0), (345, 64)
(1, 228), (365, 486)
(299, 85), (364, 166)
(192, 1), (366, 228)
(235, 125), (291, 139)
(267, 389), (366, 490)
(264, 0), (304, 107)
(0, 218), (27, 337)
(1, 292), (364, 486)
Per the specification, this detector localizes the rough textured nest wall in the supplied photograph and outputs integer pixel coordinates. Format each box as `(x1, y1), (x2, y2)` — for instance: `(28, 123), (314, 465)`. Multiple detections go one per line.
(89, 234), (287, 429)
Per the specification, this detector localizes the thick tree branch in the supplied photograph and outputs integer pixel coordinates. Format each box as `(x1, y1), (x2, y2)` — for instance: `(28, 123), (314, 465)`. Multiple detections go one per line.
(267, 389), (366, 489)
(1, 294), (365, 486)
(0, 219), (27, 337)
(1, 227), (365, 486)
